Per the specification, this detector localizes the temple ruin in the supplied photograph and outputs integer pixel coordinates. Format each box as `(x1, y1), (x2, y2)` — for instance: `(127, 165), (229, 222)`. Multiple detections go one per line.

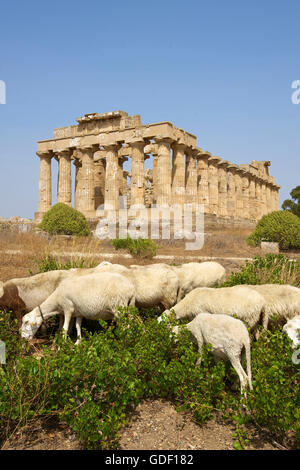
(35, 111), (280, 227)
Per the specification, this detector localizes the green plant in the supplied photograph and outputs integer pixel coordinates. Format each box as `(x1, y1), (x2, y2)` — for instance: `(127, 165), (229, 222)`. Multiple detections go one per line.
(111, 237), (158, 258)
(29, 255), (97, 274)
(247, 211), (300, 250)
(282, 186), (300, 218)
(222, 254), (300, 287)
(39, 203), (90, 236)
(0, 307), (298, 450)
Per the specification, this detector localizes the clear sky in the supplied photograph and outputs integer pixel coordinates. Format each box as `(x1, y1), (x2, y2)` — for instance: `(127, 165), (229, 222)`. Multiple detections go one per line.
(0, 0), (299, 219)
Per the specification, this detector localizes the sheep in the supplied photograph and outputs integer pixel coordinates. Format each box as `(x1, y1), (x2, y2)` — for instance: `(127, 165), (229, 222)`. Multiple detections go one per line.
(242, 284), (300, 329)
(173, 313), (253, 392)
(172, 262), (226, 300)
(158, 285), (266, 335)
(0, 264), (115, 323)
(282, 316), (300, 348)
(21, 272), (136, 341)
(97, 263), (181, 310)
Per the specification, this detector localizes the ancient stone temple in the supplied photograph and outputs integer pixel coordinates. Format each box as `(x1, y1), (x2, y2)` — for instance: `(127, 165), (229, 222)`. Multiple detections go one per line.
(35, 111), (280, 225)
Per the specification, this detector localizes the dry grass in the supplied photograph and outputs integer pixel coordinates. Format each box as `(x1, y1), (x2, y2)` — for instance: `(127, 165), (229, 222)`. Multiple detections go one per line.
(0, 228), (298, 282)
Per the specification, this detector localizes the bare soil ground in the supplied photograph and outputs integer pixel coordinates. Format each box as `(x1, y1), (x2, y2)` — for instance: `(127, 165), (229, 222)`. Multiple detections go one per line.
(1, 228), (297, 451)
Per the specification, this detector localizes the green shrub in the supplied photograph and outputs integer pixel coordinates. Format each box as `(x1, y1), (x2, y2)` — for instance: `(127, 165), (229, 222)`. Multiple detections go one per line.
(39, 203), (90, 236)
(0, 308), (298, 449)
(247, 210), (300, 250)
(29, 255), (97, 274)
(111, 237), (158, 258)
(223, 254), (300, 287)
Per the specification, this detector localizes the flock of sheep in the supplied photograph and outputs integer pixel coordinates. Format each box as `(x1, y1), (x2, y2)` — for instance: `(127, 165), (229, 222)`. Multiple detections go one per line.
(1, 260), (300, 392)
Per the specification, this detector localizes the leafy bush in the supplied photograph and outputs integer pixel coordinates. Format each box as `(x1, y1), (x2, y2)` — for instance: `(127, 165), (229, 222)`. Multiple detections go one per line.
(111, 237), (158, 258)
(223, 254), (300, 287)
(247, 210), (300, 250)
(0, 308), (298, 450)
(29, 255), (97, 274)
(39, 203), (90, 236)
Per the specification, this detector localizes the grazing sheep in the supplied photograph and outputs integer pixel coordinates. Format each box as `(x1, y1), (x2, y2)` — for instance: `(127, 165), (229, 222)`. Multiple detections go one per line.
(158, 285), (265, 335)
(282, 316), (300, 348)
(0, 264), (114, 323)
(243, 284), (300, 329)
(21, 272), (136, 341)
(98, 263), (181, 310)
(173, 313), (253, 392)
(172, 262), (226, 300)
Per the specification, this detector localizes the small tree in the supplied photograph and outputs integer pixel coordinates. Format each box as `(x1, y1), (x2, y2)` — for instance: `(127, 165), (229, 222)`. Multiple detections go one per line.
(247, 210), (300, 250)
(282, 186), (300, 218)
(39, 203), (90, 236)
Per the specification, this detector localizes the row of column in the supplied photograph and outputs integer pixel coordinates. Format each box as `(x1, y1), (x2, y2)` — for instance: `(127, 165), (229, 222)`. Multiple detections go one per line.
(37, 141), (280, 220)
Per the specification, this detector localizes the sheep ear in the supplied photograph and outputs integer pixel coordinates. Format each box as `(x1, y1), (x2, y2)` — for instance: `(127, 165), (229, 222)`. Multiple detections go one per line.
(0, 282), (4, 299)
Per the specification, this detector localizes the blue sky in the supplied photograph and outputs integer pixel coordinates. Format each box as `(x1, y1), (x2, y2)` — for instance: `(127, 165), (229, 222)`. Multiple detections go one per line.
(0, 0), (299, 218)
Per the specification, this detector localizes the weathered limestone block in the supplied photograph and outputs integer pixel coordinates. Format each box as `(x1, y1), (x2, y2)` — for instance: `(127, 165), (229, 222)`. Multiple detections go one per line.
(171, 143), (186, 207)
(37, 152), (52, 216)
(185, 149), (198, 207)
(208, 156), (221, 215)
(197, 152), (210, 214)
(155, 138), (172, 207)
(57, 150), (72, 206)
(261, 241), (279, 254)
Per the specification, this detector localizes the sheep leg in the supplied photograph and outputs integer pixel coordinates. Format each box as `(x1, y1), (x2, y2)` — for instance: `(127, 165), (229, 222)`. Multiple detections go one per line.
(62, 311), (73, 340)
(75, 317), (83, 345)
(227, 353), (249, 393)
(194, 333), (204, 367)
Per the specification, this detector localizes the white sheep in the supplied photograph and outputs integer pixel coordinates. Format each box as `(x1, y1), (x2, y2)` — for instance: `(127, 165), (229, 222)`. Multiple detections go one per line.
(0, 265), (114, 323)
(243, 284), (300, 329)
(172, 261), (226, 300)
(173, 313), (253, 392)
(98, 263), (181, 310)
(21, 272), (136, 341)
(282, 316), (300, 348)
(158, 285), (266, 335)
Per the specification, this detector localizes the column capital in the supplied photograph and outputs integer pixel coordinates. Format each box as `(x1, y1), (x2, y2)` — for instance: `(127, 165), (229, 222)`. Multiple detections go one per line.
(208, 155), (222, 165)
(218, 159), (230, 168)
(55, 149), (72, 159)
(197, 150), (212, 161)
(36, 151), (53, 159)
(154, 136), (174, 145)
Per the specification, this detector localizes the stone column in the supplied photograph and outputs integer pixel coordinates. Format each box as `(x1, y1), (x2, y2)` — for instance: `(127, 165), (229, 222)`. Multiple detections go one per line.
(74, 158), (82, 210)
(103, 144), (120, 211)
(208, 156), (221, 215)
(261, 180), (267, 216)
(255, 177), (262, 220)
(218, 160), (229, 217)
(185, 149), (198, 207)
(171, 143), (186, 207)
(36, 151), (52, 219)
(155, 138), (172, 207)
(234, 169), (244, 218)
(197, 153), (210, 214)
(118, 157), (127, 196)
(274, 185), (280, 211)
(266, 184), (272, 214)
(129, 139), (145, 208)
(57, 150), (72, 206)
(248, 175), (257, 219)
(241, 170), (250, 219)
(76, 146), (96, 217)
(152, 153), (158, 204)
(226, 168), (236, 218)
(94, 157), (106, 209)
